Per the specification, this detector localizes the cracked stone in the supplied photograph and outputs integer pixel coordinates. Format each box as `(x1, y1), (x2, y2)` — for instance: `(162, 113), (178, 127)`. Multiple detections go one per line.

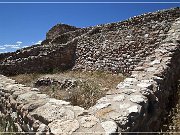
(96, 103), (111, 110)
(113, 95), (125, 102)
(48, 98), (70, 106)
(17, 91), (48, 104)
(101, 121), (117, 135)
(150, 59), (161, 65)
(116, 82), (131, 89)
(127, 105), (141, 114)
(37, 123), (49, 133)
(129, 95), (146, 104)
(137, 82), (152, 89)
(31, 105), (75, 124)
(122, 88), (137, 95)
(97, 97), (109, 104)
(124, 78), (138, 83)
(120, 103), (131, 109)
(79, 115), (99, 128)
(48, 119), (79, 135)
(146, 67), (157, 72)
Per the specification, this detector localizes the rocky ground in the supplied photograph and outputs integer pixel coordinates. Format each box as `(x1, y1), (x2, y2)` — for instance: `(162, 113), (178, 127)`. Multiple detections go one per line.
(10, 71), (125, 109)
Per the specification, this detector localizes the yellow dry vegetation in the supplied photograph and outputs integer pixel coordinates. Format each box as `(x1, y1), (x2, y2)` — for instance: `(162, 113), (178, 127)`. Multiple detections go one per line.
(11, 70), (125, 109)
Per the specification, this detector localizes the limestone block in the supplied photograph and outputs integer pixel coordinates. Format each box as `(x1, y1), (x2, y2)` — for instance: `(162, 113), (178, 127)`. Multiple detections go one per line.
(79, 115), (99, 128)
(101, 120), (117, 135)
(48, 119), (79, 135)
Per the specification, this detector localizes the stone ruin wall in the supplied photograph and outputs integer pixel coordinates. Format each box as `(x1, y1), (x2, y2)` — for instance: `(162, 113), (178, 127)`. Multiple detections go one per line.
(0, 27), (91, 75)
(0, 40), (77, 75)
(46, 24), (80, 40)
(0, 7), (180, 134)
(73, 8), (180, 74)
(0, 8), (180, 76)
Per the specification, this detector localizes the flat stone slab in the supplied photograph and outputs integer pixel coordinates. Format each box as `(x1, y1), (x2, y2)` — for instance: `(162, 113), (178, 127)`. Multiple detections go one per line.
(31, 103), (75, 124)
(79, 115), (99, 128)
(101, 120), (117, 135)
(48, 119), (80, 135)
(17, 91), (49, 104)
(129, 95), (147, 104)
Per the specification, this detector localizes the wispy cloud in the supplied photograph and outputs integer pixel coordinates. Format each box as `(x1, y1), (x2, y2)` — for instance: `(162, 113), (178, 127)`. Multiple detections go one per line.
(35, 40), (42, 45)
(4, 44), (19, 47)
(0, 51), (7, 54)
(22, 45), (29, 48)
(16, 41), (22, 45)
(0, 40), (35, 53)
(0, 47), (6, 50)
(11, 46), (20, 49)
(0, 42), (22, 52)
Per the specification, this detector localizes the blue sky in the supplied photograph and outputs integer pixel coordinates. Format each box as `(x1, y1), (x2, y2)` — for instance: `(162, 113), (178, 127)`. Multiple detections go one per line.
(0, 0), (179, 53)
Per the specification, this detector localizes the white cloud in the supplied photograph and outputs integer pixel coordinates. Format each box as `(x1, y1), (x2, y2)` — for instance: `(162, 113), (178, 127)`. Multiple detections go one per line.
(0, 47), (6, 50)
(0, 51), (7, 53)
(11, 46), (20, 49)
(0, 41), (24, 53)
(35, 40), (42, 45)
(22, 46), (29, 48)
(4, 44), (19, 47)
(4, 41), (22, 48)
(16, 41), (22, 45)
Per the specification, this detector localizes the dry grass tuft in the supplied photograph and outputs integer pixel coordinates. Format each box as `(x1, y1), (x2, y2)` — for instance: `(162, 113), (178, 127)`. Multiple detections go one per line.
(10, 70), (125, 109)
(61, 70), (125, 89)
(10, 73), (41, 87)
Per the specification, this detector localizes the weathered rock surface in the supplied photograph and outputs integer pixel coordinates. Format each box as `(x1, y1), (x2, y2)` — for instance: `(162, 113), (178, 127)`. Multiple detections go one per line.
(34, 77), (78, 91)
(46, 23), (80, 40)
(0, 8), (179, 75)
(0, 7), (180, 135)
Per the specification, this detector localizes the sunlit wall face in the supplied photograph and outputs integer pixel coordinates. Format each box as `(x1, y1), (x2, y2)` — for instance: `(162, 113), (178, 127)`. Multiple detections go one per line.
(0, 0), (179, 53)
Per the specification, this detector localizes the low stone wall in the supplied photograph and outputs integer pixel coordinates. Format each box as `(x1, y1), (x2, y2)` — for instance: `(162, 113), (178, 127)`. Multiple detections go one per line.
(0, 28), (90, 75)
(0, 16), (180, 135)
(0, 40), (77, 75)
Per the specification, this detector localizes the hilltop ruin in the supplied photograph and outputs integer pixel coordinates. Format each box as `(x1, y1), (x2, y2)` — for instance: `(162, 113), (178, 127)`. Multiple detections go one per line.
(0, 7), (180, 134)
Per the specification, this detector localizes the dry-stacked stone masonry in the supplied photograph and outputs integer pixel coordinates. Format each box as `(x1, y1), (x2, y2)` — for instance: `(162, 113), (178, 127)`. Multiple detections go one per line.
(0, 7), (180, 134)
(46, 24), (80, 40)
(0, 8), (179, 75)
